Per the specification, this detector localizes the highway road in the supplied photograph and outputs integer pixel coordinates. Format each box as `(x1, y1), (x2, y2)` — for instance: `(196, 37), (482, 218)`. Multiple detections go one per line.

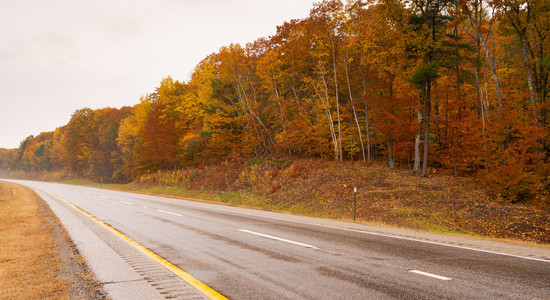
(6, 179), (550, 299)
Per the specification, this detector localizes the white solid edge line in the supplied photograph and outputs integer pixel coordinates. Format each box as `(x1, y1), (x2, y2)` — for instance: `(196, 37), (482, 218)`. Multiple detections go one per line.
(239, 229), (319, 249)
(69, 188), (548, 263)
(203, 207), (549, 263)
(410, 270), (452, 281)
(313, 224), (550, 263)
(157, 209), (183, 217)
(120, 200), (134, 205)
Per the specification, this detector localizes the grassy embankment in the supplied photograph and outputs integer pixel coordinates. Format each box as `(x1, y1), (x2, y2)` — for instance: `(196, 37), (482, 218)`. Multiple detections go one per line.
(61, 159), (550, 245)
(0, 181), (68, 299)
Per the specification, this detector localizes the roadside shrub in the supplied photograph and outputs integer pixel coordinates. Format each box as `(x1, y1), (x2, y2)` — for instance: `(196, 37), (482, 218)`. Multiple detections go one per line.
(486, 163), (547, 204)
(188, 170), (198, 182)
(246, 157), (265, 167)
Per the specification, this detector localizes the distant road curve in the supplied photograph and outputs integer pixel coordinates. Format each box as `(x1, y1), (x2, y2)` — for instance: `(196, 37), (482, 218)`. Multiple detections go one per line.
(7, 179), (550, 299)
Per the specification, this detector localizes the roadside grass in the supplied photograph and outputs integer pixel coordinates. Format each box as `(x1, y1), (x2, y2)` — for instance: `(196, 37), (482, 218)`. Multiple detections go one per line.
(61, 179), (272, 209)
(59, 159), (550, 245)
(59, 178), (516, 244)
(0, 181), (68, 299)
(62, 179), (517, 246)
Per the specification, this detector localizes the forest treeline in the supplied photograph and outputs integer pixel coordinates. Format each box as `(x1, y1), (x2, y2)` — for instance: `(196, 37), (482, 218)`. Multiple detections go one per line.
(0, 0), (548, 202)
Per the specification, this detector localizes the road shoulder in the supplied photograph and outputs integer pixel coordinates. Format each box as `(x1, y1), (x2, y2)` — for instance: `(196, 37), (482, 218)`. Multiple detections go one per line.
(0, 181), (105, 299)
(38, 190), (107, 299)
(31, 184), (210, 299)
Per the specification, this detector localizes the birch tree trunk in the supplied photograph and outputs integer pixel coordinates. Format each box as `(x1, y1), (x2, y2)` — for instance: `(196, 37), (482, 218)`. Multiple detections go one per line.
(359, 53), (371, 163)
(466, 2), (502, 109)
(475, 46), (489, 172)
(482, 58), (492, 121)
(505, 3), (537, 121)
(479, 34), (503, 107)
(345, 49), (366, 162)
(421, 79), (431, 178)
(414, 86), (424, 174)
(315, 76), (339, 160)
(365, 102), (371, 163)
(332, 40), (343, 162)
(519, 32), (537, 120)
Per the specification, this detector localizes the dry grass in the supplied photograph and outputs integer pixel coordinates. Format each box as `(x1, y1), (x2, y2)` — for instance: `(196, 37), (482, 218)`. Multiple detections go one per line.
(59, 158), (550, 244)
(0, 181), (68, 299)
(265, 160), (550, 244)
(118, 158), (550, 244)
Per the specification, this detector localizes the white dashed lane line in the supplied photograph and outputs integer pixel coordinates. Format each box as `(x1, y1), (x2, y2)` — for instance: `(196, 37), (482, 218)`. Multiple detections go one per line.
(239, 229), (319, 249)
(201, 206), (550, 263)
(157, 209), (183, 217)
(409, 270), (451, 281)
(82, 193), (463, 282)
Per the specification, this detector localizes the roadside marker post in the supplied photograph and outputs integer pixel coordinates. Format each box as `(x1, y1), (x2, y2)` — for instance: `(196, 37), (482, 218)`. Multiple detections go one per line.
(353, 187), (357, 221)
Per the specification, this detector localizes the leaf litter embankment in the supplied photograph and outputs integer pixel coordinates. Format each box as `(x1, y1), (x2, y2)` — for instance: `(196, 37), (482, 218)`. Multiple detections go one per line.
(134, 159), (550, 245)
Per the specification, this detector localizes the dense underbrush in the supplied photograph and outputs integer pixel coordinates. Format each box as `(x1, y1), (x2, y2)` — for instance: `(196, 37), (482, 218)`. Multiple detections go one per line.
(3, 158), (550, 244)
(133, 158), (550, 244)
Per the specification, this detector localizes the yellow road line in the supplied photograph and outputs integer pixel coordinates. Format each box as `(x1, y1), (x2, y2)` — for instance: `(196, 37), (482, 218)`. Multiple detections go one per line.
(42, 190), (228, 300)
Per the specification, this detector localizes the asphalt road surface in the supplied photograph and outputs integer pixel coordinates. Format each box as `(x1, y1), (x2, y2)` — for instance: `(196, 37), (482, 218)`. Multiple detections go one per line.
(7, 179), (550, 299)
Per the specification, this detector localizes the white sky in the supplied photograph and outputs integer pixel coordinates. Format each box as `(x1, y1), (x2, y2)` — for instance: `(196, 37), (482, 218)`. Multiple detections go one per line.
(0, 0), (317, 149)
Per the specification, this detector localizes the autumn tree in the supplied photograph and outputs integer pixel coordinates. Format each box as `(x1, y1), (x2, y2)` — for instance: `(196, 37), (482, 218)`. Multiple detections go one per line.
(4, 0), (548, 202)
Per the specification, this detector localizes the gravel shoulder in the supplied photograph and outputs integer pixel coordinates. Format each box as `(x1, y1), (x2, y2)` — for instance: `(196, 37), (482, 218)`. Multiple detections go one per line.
(0, 181), (106, 299)
(38, 194), (107, 299)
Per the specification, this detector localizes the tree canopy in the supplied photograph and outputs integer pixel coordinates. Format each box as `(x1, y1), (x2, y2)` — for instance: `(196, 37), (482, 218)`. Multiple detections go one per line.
(1, 0), (548, 202)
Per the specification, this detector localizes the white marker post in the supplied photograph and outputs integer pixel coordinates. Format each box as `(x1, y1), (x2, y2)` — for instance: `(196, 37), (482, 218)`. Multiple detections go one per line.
(353, 187), (357, 221)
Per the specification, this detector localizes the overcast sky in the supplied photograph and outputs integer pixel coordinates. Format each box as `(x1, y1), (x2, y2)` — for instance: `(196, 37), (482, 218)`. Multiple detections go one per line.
(0, 0), (317, 149)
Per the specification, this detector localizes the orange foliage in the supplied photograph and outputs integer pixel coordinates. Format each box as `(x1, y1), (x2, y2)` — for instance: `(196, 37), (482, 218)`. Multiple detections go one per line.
(2, 0), (549, 202)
